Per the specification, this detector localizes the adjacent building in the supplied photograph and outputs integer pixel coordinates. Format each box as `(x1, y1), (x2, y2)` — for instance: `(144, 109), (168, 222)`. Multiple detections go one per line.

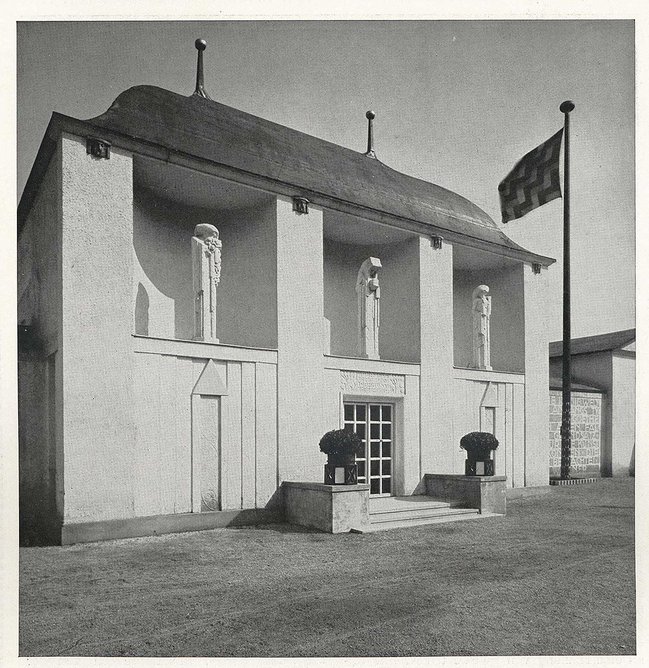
(549, 329), (635, 478)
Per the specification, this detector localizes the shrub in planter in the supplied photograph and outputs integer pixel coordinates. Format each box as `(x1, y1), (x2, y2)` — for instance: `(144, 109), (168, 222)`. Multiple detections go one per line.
(319, 429), (364, 485)
(460, 431), (499, 476)
(319, 429), (364, 464)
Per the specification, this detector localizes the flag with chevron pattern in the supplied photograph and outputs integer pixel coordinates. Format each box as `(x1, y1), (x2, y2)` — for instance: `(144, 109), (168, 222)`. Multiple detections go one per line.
(498, 129), (564, 223)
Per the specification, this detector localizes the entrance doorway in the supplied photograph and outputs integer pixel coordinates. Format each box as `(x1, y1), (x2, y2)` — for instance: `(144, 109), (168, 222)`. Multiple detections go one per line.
(343, 402), (394, 496)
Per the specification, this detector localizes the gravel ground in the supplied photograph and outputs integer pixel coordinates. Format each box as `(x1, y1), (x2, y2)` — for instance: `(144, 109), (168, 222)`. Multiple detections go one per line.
(19, 478), (635, 657)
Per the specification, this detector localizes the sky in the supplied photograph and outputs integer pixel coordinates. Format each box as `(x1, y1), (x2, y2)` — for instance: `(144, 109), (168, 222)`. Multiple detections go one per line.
(16, 19), (635, 341)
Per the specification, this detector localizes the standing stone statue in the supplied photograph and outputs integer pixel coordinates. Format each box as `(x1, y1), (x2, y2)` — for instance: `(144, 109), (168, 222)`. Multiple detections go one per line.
(356, 257), (382, 359)
(472, 285), (492, 370)
(192, 224), (222, 342)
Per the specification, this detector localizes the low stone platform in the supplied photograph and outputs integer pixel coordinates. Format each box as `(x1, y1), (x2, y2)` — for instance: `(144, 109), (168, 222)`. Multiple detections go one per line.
(424, 474), (507, 515)
(282, 477), (506, 534)
(283, 481), (370, 533)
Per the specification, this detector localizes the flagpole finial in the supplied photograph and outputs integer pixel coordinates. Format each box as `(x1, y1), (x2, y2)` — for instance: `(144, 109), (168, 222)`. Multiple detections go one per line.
(365, 110), (377, 159)
(560, 100), (575, 113)
(193, 38), (211, 100)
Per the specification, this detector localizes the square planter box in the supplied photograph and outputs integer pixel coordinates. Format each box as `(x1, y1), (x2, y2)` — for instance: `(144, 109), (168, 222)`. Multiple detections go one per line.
(424, 474), (507, 515)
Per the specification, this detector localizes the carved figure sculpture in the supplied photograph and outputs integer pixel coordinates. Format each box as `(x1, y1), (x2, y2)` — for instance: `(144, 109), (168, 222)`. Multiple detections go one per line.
(356, 257), (382, 359)
(192, 223), (222, 342)
(472, 285), (492, 370)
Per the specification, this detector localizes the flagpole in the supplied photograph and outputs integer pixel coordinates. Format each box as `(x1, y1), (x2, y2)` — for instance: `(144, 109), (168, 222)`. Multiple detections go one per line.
(559, 100), (575, 480)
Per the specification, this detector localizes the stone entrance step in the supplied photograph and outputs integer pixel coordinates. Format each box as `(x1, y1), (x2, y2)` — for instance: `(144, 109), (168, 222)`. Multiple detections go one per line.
(348, 494), (497, 533)
(353, 508), (499, 533)
(369, 495), (453, 514)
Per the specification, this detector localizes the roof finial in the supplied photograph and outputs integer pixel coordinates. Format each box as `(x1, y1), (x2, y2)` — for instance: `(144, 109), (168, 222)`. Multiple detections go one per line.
(193, 38), (211, 100)
(364, 110), (377, 158)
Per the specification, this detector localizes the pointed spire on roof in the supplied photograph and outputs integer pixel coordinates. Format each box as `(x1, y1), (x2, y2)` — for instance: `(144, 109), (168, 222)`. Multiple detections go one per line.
(193, 38), (211, 100)
(364, 110), (377, 159)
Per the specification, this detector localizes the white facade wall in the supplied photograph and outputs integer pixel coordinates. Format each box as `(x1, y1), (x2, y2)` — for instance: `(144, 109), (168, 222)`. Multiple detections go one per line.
(276, 197), (326, 483)
(452, 369), (526, 488)
(611, 353), (635, 476)
(419, 237), (455, 474)
(523, 263), (551, 486)
(60, 134), (136, 522)
(59, 145), (283, 525)
(132, 340), (278, 516)
(57, 137), (282, 525)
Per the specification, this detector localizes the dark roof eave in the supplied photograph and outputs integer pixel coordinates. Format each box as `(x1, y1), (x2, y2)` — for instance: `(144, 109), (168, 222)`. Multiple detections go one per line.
(17, 112), (555, 267)
(549, 376), (606, 392)
(549, 328), (636, 357)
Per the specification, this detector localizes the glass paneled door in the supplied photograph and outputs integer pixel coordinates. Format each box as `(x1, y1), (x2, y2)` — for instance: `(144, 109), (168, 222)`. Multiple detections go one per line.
(343, 402), (393, 496)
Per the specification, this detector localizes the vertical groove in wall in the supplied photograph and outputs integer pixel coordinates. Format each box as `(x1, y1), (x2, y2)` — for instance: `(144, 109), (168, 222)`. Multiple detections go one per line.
(189, 357), (205, 514)
(522, 388), (527, 487)
(241, 363), (244, 509)
(275, 363), (280, 490)
(219, 363), (228, 512)
(155, 354), (165, 514)
(190, 393), (195, 512)
(418, 370), (423, 483)
(173, 355), (180, 513)
(254, 363), (257, 507)
(161, 354), (178, 515)
(505, 382), (513, 487)
(54, 142), (65, 521)
(222, 361), (242, 510)
(240, 361), (258, 509)
(218, 394), (222, 511)
(47, 352), (57, 524)
(253, 361), (277, 509)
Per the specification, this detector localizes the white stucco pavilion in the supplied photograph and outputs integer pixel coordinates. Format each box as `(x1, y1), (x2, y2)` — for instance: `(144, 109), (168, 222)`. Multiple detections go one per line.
(18, 72), (556, 543)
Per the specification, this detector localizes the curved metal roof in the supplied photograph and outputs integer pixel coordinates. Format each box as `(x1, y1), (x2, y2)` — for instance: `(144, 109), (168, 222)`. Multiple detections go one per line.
(19, 84), (555, 265)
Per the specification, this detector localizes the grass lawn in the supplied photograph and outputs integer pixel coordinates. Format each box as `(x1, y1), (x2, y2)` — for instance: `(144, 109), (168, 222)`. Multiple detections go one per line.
(19, 478), (635, 657)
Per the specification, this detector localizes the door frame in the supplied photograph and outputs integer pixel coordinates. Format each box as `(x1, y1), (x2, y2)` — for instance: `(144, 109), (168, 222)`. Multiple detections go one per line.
(340, 393), (404, 497)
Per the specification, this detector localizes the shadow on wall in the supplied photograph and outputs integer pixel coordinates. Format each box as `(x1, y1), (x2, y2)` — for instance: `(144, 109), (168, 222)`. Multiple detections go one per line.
(452, 264), (525, 373)
(20, 490), (62, 546)
(323, 237), (420, 363)
(133, 190), (196, 340)
(134, 282), (149, 336)
(18, 351), (62, 546)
